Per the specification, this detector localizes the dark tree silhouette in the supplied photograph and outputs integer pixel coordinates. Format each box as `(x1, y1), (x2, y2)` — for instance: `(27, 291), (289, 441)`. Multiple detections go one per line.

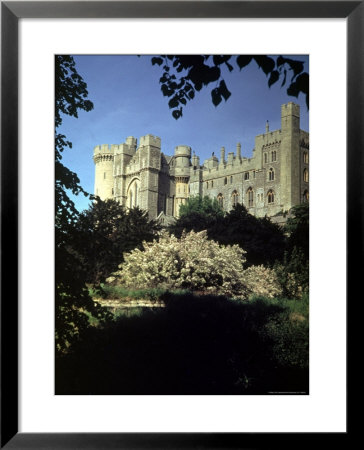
(69, 199), (160, 284)
(169, 195), (224, 237)
(151, 55), (309, 119)
(170, 199), (286, 267)
(55, 55), (110, 353)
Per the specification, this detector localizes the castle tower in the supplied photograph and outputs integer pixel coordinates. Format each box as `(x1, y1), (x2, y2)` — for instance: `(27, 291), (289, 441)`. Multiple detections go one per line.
(280, 102), (301, 209)
(93, 144), (114, 200)
(174, 145), (191, 217)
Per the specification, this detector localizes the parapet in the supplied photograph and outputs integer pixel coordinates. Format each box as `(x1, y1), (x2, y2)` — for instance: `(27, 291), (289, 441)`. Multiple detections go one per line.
(281, 102), (300, 118)
(139, 134), (161, 148)
(174, 145), (191, 157)
(93, 144), (113, 155)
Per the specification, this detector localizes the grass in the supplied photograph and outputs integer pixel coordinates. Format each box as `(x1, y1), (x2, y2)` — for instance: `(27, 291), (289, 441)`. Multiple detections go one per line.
(56, 290), (309, 395)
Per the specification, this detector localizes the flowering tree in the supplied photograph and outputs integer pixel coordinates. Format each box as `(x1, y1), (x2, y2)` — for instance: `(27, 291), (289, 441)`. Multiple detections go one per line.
(108, 230), (282, 300)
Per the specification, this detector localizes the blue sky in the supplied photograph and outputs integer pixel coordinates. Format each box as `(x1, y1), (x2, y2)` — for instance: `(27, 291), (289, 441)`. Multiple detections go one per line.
(59, 55), (309, 212)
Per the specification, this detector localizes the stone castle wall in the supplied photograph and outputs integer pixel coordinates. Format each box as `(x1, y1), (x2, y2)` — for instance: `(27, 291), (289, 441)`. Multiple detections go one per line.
(93, 102), (309, 220)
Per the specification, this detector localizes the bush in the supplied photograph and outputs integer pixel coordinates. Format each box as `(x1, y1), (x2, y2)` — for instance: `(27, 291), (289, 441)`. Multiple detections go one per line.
(108, 230), (249, 298)
(274, 247), (309, 298)
(242, 265), (283, 299)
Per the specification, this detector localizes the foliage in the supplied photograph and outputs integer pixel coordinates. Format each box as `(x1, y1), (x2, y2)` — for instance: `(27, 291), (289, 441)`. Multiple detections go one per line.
(56, 292), (308, 395)
(91, 285), (190, 302)
(179, 195), (224, 218)
(169, 195), (224, 236)
(274, 247), (309, 299)
(258, 295), (309, 369)
(109, 230), (249, 298)
(55, 55), (111, 353)
(285, 202), (309, 258)
(213, 204), (286, 266)
(69, 198), (160, 284)
(170, 201), (286, 267)
(151, 55), (309, 119)
(271, 203), (309, 298)
(242, 265), (283, 299)
(55, 55), (94, 227)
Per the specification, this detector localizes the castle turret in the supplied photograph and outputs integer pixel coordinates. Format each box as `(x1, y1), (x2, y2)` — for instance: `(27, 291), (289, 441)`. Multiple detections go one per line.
(174, 145), (191, 217)
(93, 144), (114, 200)
(280, 102), (301, 209)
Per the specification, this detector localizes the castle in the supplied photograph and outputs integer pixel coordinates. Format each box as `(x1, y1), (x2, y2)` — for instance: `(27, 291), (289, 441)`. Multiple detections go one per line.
(93, 102), (309, 223)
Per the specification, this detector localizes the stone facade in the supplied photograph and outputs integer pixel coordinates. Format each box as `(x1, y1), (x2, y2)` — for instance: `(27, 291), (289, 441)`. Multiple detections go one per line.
(93, 102), (309, 221)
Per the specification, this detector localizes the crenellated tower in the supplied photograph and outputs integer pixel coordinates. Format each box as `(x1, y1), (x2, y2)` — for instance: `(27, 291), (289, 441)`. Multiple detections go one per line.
(92, 103), (308, 222)
(93, 144), (114, 200)
(173, 145), (191, 217)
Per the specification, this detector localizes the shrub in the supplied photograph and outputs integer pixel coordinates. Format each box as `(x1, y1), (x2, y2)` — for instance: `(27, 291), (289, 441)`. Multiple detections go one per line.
(242, 265), (283, 299)
(108, 230), (249, 298)
(274, 247), (309, 298)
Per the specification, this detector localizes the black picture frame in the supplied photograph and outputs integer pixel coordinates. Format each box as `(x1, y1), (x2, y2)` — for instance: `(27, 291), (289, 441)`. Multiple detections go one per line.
(1, 1), (359, 448)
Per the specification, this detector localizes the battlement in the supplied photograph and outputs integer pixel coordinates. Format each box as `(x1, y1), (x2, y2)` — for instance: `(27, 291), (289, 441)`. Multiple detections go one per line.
(139, 134), (161, 148)
(93, 144), (113, 154)
(281, 102), (300, 118)
(93, 102), (307, 219)
(174, 145), (191, 157)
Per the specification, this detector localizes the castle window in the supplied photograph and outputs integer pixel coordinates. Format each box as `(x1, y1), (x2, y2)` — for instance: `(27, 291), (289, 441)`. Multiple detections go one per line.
(264, 153), (268, 164)
(303, 190), (309, 203)
(211, 180), (214, 188)
(271, 151), (277, 162)
(217, 193), (224, 208)
(244, 172), (249, 181)
(112, 188), (114, 195)
(303, 168), (309, 182)
(224, 177), (227, 185)
(247, 187), (253, 207)
(104, 172), (106, 179)
(303, 152), (308, 164)
(230, 176), (233, 184)
(268, 168), (275, 181)
(232, 190), (239, 207)
(253, 171), (256, 179)
(206, 181), (209, 189)
(267, 190), (275, 204)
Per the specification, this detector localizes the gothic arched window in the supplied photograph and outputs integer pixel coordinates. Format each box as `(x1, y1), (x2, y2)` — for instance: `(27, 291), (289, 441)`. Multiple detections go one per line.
(303, 168), (309, 182)
(303, 190), (309, 203)
(269, 168), (275, 181)
(267, 190), (275, 204)
(247, 187), (253, 207)
(232, 190), (239, 207)
(217, 193), (224, 208)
